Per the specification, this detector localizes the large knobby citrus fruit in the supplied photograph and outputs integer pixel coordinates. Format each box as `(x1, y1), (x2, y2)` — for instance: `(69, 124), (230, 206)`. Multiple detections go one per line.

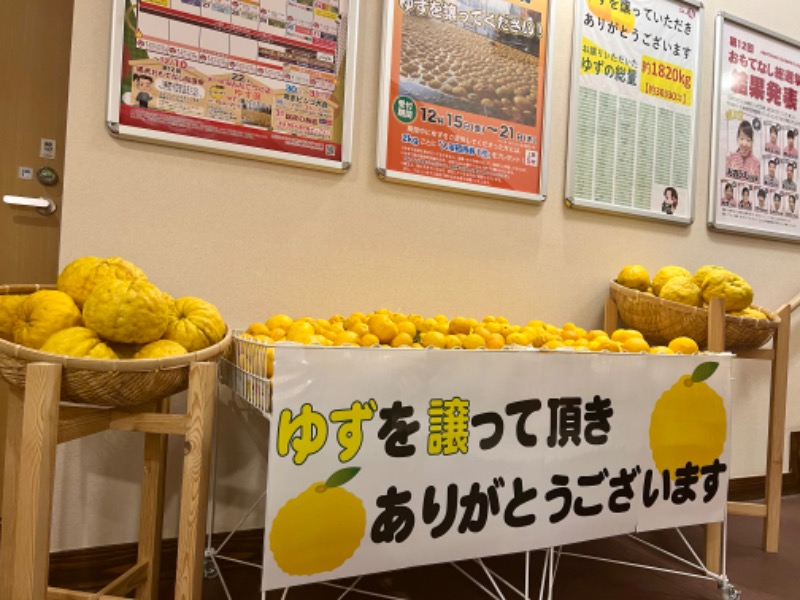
(40, 327), (118, 359)
(649, 363), (727, 479)
(83, 279), (170, 344)
(57, 256), (147, 309)
(161, 297), (226, 352)
(270, 468), (366, 576)
(0, 295), (26, 341)
(13, 290), (82, 349)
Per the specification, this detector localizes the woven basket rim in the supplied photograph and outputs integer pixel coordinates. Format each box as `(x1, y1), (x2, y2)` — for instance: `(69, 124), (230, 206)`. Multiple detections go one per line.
(609, 279), (781, 329)
(1, 283), (232, 371)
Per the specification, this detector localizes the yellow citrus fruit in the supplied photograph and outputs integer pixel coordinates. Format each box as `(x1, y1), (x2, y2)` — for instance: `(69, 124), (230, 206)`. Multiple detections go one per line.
(82, 279), (170, 345)
(246, 322), (270, 336)
(652, 266), (692, 296)
(444, 334), (462, 349)
(617, 264), (651, 292)
(134, 339), (188, 359)
(730, 307), (767, 319)
(693, 265), (726, 289)
(650, 363), (727, 479)
(40, 327), (118, 359)
(396, 321), (417, 338)
(420, 331), (447, 348)
(359, 333), (380, 347)
(700, 269), (753, 312)
(610, 328), (643, 343)
(659, 276), (703, 307)
(668, 336), (700, 354)
(462, 333), (485, 349)
(506, 332), (530, 346)
(287, 321), (315, 344)
(390, 332), (414, 347)
(13, 290), (82, 349)
(649, 346), (675, 354)
(266, 314), (293, 330)
(57, 256), (147, 309)
(368, 314), (399, 344)
(270, 469), (366, 576)
(333, 330), (360, 346)
(486, 333), (506, 350)
(160, 297), (226, 352)
(448, 316), (472, 335)
(622, 337), (651, 353)
(0, 294), (26, 341)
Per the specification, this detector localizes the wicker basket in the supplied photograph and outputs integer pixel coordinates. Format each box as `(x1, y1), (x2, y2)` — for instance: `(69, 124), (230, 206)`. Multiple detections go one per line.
(609, 280), (780, 351)
(0, 284), (232, 407)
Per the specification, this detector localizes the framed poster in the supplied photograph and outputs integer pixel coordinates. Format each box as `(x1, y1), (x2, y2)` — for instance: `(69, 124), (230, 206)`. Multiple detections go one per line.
(106, 0), (360, 172)
(708, 14), (800, 242)
(565, 0), (703, 224)
(376, 0), (555, 203)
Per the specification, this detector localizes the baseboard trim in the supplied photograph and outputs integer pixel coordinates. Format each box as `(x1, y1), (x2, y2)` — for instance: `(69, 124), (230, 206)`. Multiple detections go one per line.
(45, 432), (800, 591)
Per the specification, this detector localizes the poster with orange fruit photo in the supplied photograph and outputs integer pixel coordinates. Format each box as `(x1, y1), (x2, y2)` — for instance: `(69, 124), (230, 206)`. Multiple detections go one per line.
(261, 347), (732, 590)
(376, 0), (553, 202)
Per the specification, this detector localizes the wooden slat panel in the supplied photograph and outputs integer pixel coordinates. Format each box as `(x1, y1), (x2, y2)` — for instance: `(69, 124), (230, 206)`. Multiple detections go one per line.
(175, 362), (216, 599)
(109, 413), (187, 436)
(136, 398), (169, 600)
(11, 363), (62, 598)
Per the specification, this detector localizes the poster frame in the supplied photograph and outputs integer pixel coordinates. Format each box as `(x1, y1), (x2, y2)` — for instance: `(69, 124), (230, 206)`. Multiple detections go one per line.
(565, 0), (704, 225)
(375, 0), (557, 203)
(106, 0), (361, 173)
(707, 12), (800, 243)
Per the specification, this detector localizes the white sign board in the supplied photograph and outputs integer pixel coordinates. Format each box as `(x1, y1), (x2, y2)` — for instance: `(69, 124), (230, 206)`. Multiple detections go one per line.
(262, 347), (732, 591)
(566, 0), (703, 224)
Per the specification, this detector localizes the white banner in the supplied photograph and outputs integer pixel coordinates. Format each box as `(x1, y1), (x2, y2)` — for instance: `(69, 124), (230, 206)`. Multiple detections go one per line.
(262, 347), (732, 591)
(566, 0), (702, 223)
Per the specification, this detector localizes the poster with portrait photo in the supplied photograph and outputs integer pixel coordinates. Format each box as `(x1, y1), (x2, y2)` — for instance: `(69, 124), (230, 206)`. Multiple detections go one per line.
(709, 14), (800, 242)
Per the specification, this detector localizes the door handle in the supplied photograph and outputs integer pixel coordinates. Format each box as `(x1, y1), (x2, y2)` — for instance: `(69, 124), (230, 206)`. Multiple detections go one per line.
(2, 195), (57, 215)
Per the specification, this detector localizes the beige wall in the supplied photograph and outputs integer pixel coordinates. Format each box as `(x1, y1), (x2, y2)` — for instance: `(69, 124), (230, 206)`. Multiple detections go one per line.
(53, 0), (800, 551)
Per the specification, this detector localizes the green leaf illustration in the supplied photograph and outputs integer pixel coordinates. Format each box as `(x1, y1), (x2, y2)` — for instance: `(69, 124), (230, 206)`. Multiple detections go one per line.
(691, 362), (719, 383)
(325, 467), (361, 488)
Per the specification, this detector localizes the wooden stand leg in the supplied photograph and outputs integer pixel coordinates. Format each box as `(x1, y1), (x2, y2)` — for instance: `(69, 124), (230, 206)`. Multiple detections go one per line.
(136, 397), (170, 600)
(174, 362), (216, 600)
(705, 523), (722, 573)
(764, 303), (790, 553)
(9, 363), (62, 599)
(0, 382), (24, 597)
(603, 297), (619, 334)
(0, 380), (8, 522)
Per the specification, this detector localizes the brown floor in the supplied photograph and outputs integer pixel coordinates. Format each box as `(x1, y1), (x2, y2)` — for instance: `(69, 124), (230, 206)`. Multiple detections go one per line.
(182, 495), (800, 600)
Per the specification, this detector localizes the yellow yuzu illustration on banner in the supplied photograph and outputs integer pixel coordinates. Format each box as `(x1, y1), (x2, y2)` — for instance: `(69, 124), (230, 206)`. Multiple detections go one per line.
(270, 467), (366, 576)
(650, 362), (727, 479)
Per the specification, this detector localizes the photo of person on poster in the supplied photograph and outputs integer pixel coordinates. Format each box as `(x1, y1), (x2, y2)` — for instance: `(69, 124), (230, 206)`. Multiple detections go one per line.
(788, 194), (798, 218)
(661, 187), (678, 215)
(764, 158), (780, 187)
(771, 191), (783, 215)
(133, 74), (155, 109)
(738, 186), (752, 210)
(726, 119), (760, 183)
(756, 188), (769, 212)
(764, 124), (781, 154)
(784, 129), (799, 158)
(783, 161), (797, 191)
(721, 182), (736, 207)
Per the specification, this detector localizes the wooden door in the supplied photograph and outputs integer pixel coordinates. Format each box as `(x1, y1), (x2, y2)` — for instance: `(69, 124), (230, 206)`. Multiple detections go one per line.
(0, 0), (74, 518)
